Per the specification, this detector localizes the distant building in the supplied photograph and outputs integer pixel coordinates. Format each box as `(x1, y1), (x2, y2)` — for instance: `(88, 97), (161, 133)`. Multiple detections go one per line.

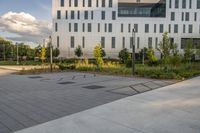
(52, 0), (200, 58)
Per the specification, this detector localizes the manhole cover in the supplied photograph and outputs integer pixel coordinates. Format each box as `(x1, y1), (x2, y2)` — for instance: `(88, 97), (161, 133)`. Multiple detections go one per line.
(83, 85), (105, 89)
(29, 76), (43, 79)
(58, 81), (75, 85)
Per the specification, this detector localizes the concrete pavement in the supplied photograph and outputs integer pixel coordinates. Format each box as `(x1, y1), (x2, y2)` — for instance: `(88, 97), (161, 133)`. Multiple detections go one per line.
(15, 76), (200, 133)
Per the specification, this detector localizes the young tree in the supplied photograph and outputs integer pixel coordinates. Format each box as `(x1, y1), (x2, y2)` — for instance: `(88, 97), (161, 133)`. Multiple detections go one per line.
(147, 49), (158, 66)
(53, 48), (60, 57)
(74, 45), (83, 58)
(184, 39), (194, 62)
(93, 44), (104, 68)
(41, 47), (46, 63)
(118, 48), (129, 64)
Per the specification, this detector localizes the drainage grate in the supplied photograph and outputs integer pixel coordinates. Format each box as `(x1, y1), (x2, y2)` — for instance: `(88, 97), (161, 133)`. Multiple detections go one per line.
(29, 76), (43, 79)
(83, 85), (105, 90)
(57, 81), (75, 85)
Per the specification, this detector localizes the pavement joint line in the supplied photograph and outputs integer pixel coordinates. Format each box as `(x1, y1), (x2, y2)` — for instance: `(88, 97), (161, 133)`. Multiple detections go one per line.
(129, 86), (141, 93)
(72, 78), (118, 86)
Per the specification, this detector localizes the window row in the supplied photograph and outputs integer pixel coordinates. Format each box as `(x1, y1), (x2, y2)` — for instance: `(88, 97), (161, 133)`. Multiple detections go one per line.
(171, 12), (198, 21)
(55, 23), (196, 34)
(169, 0), (200, 9)
(57, 10), (116, 20)
(60, 0), (113, 8)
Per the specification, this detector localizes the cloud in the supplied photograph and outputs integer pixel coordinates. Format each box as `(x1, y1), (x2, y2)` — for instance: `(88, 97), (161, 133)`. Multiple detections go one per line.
(0, 11), (51, 43)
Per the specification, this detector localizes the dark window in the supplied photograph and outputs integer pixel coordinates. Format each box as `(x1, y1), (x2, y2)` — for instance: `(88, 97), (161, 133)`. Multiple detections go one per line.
(57, 36), (60, 48)
(70, 36), (74, 48)
(69, 0), (71, 7)
(169, 0), (172, 8)
(145, 24), (149, 33)
(74, 0), (78, 7)
(122, 37), (125, 48)
(57, 10), (61, 19)
(171, 12), (175, 21)
(101, 11), (105, 20)
(108, 23), (112, 32)
(160, 24), (164, 33)
(71, 11), (75, 19)
(181, 38), (200, 49)
(189, 0), (192, 8)
(168, 24), (171, 33)
(128, 24), (131, 32)
(137, 37), (140, 49)
(84, 11), (88, 19)
(61, 0), (64, 7)
(182, 0), (186, 8)
(55, 23), (58, 32)
(96, 0), (99, 7)
(82, 37), (85, 48)
(69, 23), (71, 32)
(175, 0), (179, 8)
(154, 24), (156, 33)
(194, 12), (197, 21)
(121, 23), (123, 32)
(188, 25), (193, 33)
(109, 0), (113, 7)
(134, 24), (138, 33)
(88, 23), (92, 32)
(74, 23), (78, 32)
(148, 37), (152, 49)
(83, 0), (85, 7)
(102, 0), (105, 7)
(174, 24), (178, 33)
(91, 11), (94, 20)
(183, 24), (186, 33)
(130, 37), (133, 48)
(66, 11), (68, 19)
(101, 37), (105, 48)
(197, 0), (200, 9)
(88, 0), (92, 7)
(112, 11), (116, 20)
(155, 37), (158, 48)
(185, 12), (189, 21)
(104, 23), (107, 32)
(182, 12), (184, 21)
(111, 37), (116, 48)
(77, 11), (80, 19)
(98, 23), (100, 32)
(82, 23), (85, 32)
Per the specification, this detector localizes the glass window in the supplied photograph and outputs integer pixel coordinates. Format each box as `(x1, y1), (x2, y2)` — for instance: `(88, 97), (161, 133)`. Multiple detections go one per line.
(134, 24), (138, 33)
(96, 0), (99, 7)
(101, 37), (105, 48)
(82, 23), (85, 32)
(108, 23), (112, 32)
(189, 0), (192, 8)
(169, 0), (172, 8)
(84, 11), (88, 19)
(185, 12), (190, 21)
(69, 0), (71, 7)
(74, 0), (78, 7)
(61, 0), (64, 7)
(197, 0), (200, 9)
(182, 12), (184, 21)
(101, 11), (105, 20)
(70, 36), (74, 48)
(171, 12), (175, 21)
(66, 11), (68, 19)
(121, 23), (123, 32)
(91, 11), (93, 20)
(122, 37), (125, 48)
(182, 0), (186, 8)
(55, 23), (58, 32)
(102, 0), (105, 7)
(137, 37), (140, 49)
(183, 24), (186, 33)
(88, 23), (92, 32)
(98, 23), (100, 32)
(154, 24), (157, 33)
(168, 24), (171, 33)
(57, 10), (61, 19)
(69, 23), (71, 32)
(145, 24), (149, 33)
(104, 23), (107, 32)
(174, 24), (178, 33)
(175, 0), (179, 8)
(109, 0), (113, 7)
(112, 11), (116, 20)
(82, 37), (85, 48)
(148, 37), (152, 49)
(128, 24), (131, 33)
(155, 37), (158, 48)
(77, 11), (80, 19)
(71, 11), (75, 19)
(130, 37), (133, 48)
(194, 12), (197, 21)
(88, 0), (92, 7)
(188, 25), (193, 33)
(160, 24), (164, 33)
(83, 0), (85, 7)
(112, 37), (116, 48)
(74, 23), (78, 32)
(57, 36), (60, 48)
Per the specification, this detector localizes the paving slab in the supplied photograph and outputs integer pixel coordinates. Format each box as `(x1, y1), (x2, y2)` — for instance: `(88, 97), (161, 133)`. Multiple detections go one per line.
(15, 76), (200, 133)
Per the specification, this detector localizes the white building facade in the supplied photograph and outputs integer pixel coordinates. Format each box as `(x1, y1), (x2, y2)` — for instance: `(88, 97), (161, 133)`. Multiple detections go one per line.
(52, 0), (200, 58)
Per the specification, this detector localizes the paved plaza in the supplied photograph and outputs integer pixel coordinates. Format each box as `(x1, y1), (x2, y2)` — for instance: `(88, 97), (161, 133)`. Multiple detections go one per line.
(0, 69), (177, 133)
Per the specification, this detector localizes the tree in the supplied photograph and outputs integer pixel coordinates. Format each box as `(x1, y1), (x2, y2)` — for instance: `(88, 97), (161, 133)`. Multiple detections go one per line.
(74, 45), (83, 58)
(53, 48), (60, 57)
(118, 48), (129, 64)
(93, 44), (104, 68)
(184, 39), (194, 62)
(147, 49), (158, 66)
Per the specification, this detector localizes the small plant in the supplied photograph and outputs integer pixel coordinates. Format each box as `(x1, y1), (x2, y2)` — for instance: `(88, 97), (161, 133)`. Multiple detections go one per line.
(93, 44), (104, 69)
(74, 45), (83, 58)
(118, 48), (130, 64)
(147, 49), (158, 66)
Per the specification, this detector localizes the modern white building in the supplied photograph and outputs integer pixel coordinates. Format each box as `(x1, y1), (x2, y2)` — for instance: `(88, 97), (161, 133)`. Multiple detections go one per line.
(52, 0), (200, 58)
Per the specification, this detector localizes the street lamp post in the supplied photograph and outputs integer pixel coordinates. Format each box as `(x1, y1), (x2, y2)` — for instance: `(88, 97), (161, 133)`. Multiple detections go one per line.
(132, 28), (136, 76)
(49, 36), (53, 72)
(16, 43), (19, 65)
(142, 47), (145, 65)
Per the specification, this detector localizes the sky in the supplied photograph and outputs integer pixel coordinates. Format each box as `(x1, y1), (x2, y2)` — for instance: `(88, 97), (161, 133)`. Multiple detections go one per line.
(0, 0), (52, 47)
